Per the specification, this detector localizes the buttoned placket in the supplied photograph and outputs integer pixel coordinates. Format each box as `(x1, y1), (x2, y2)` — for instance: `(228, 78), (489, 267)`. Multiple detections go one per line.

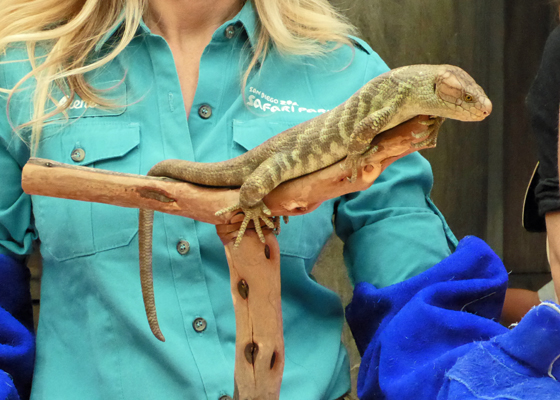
(141, 22), (245, 399)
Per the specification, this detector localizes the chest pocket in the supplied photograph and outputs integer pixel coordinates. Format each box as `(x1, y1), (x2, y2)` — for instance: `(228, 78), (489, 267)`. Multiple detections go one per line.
(33, 120), (140, 262)
(232, 119), (333, 261)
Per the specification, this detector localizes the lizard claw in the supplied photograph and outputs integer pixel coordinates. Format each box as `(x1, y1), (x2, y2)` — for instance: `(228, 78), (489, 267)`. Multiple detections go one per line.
(261, 203), (272, 216)
(418, 116), (437, 126)
(412, 133), (438, 148)
(236, 214), (252, 246)
(262, 215), (275, 228)
(412, 117), (444, 148)
(251, 214), (275, 244)
(342, 154), (363, 183)
(215, 203), (242, 217)
(413, 117), (438, 140)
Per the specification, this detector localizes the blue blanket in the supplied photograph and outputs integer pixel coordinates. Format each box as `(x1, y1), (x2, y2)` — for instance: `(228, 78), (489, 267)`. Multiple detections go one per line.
(0, 254), (35, 400)
(347, 236), (560, 399)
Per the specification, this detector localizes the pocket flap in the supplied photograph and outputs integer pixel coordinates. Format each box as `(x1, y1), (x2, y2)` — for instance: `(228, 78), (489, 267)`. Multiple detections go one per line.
(38, 121), (140, 166)
(62, 122), (140, 166)
(33, 121), (140, 261)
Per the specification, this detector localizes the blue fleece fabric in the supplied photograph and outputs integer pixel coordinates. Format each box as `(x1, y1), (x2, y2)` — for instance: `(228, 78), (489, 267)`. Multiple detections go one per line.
(347, 236), (560, 399)
(0, 254), (35, 400)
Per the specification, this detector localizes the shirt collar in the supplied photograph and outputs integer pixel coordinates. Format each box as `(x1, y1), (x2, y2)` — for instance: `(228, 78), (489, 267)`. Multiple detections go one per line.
(231, 0), (258, 49)
(94, 1), (258, 53)
(94, 13), (149, 52)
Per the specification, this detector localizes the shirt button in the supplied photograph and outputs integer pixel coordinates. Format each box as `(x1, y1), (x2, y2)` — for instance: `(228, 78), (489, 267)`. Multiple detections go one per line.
(193, 317), (207, 332)
(219, 396), (233, 400)
(70, 148), (85, 162)
(224, 25), (236, 39)
(198, 104), (212, 119)
(176, 240), (190, 255)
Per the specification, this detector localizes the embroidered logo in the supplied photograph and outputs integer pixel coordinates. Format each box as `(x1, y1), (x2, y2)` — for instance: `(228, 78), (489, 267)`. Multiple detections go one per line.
(246, 87), (328, 114)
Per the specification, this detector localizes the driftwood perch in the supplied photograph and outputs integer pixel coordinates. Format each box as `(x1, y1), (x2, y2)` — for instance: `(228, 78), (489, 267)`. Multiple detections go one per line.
(21, 115), (436, 221)
(217, 225), (284, 399)
(21, 115), (438, 400)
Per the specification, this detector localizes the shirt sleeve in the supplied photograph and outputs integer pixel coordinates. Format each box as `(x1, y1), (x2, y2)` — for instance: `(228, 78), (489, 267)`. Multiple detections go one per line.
(335, 152), (457, 288)
(526, 26), (560, 216)
(334, 49), (457, 288)
(0, 73), (36, 260)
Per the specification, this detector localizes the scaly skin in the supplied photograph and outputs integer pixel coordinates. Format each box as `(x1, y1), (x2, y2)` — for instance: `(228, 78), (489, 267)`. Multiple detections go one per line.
(139, 64), (493, 341)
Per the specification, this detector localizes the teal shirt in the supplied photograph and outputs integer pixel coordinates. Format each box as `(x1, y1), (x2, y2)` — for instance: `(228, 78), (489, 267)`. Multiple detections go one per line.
(0, 3), (457, 399)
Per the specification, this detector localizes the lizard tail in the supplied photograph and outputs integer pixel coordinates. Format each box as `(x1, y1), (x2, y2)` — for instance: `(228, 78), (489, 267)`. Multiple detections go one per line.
(138, 208), (166, 342)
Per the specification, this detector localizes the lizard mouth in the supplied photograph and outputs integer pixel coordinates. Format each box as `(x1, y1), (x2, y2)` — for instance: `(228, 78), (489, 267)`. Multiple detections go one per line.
(473, 96), (493, 120)
(453, 98), (492, 122)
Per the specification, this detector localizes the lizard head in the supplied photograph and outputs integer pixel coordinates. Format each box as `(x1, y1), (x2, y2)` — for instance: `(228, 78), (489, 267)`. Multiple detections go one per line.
(433, 65), (492, 121)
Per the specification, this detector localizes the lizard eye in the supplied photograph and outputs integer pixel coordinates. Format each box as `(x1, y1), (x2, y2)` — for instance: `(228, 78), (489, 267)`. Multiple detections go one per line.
(464, 93), (474, 102)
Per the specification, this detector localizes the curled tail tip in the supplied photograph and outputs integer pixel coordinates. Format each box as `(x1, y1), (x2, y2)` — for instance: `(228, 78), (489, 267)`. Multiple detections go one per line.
(152, 326), (166, 342)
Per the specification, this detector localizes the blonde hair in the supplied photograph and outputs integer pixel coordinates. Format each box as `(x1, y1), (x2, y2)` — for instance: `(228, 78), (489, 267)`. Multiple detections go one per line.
(0, 0), (356, 152)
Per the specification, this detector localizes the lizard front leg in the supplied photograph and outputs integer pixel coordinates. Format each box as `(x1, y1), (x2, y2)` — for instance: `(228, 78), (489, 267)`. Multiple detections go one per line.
(216, 157), (285, 247)
(412, 116), (445, 148)
(216, 198), (276, 246)
(343, 106), (395, 182)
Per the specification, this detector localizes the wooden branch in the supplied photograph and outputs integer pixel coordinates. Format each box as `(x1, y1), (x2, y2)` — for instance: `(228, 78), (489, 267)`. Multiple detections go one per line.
(21, 115), (436, 224)
(21, 114), (438, 400)
(216, 225), (284, 400)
